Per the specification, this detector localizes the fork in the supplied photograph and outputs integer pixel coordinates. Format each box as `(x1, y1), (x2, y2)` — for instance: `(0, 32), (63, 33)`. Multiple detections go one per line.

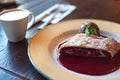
(37, 4), (68, 29)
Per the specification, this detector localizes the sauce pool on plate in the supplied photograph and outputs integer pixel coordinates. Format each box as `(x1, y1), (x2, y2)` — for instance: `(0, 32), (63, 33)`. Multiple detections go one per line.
(58, 50), (120, 76)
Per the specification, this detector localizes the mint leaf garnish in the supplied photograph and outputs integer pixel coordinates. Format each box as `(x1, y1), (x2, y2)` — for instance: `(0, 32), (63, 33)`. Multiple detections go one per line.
(85, 26), (90, 35)
(90, 29), (98, 35)
(84, 26), (98, 36)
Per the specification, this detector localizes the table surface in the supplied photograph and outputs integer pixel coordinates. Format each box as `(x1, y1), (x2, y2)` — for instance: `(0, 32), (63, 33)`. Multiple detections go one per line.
(0, 0), (120, 80)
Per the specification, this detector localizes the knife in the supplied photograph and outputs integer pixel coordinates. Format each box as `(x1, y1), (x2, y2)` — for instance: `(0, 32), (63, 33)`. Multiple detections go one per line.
(28, 4), (60, 29)
(37, 4), (69, 29)
(37, 12), (58, 29)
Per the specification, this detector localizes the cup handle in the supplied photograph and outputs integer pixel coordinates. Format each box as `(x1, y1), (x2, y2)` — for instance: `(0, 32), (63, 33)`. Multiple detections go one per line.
(27, 12), (35, 29)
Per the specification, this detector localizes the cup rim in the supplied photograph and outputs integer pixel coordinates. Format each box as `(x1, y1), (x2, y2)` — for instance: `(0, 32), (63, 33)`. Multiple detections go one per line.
(0, 8), (31, 21)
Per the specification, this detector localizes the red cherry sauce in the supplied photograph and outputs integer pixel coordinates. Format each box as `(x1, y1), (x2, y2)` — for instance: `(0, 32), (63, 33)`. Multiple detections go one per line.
(58, 51), (120, 76)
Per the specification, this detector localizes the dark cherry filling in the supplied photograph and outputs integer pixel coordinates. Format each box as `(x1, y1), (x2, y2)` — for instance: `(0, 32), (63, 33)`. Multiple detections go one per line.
(58, 47), (120, 76)
(60, 47), (111, 58)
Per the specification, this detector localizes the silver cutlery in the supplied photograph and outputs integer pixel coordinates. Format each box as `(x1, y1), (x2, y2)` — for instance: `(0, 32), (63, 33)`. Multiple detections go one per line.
(37, 4), (68, 29)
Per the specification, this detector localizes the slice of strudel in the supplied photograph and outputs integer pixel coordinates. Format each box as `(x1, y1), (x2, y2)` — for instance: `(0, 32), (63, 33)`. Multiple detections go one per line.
(58, 33), (120, 59)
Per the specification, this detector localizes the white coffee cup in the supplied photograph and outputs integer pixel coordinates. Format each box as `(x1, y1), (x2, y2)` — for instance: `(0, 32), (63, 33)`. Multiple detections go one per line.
(0, 9), (35, 42)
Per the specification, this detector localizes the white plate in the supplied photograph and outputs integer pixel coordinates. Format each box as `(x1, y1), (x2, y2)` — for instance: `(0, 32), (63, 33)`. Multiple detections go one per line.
(28, 19), (120, 80)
